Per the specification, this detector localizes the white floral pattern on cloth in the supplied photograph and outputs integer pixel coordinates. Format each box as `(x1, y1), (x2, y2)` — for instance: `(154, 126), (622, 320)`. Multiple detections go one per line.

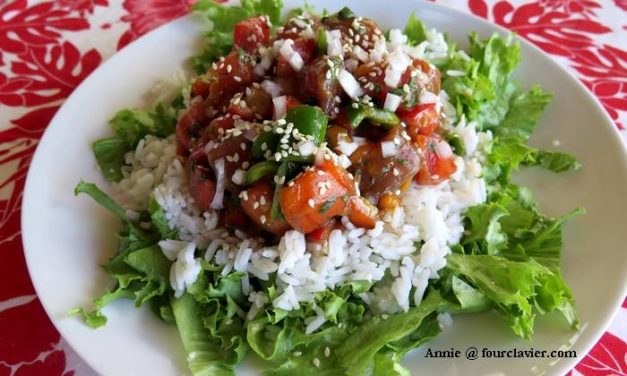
(0, 1), (624, 375)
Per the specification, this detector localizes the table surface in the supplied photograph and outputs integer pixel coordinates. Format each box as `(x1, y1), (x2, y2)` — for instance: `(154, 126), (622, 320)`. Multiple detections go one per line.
(0, 0), (625, 375)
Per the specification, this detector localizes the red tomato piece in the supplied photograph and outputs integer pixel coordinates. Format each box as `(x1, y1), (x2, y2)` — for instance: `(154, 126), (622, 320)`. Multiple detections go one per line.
(398, 103), (440, 138)
(234, 16), (270, 52)
(415, 135), (457, 185)
(189, 164), (216, 212)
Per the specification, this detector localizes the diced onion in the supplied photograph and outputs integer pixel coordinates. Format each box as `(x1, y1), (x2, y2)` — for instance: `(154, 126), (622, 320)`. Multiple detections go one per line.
(419, 90), (439, 104)
(279, 39), (295, 60)
(352, 136), (367, 146)
(261, 80), (282, 98)
(389, 29), (408, 46)
(279, 39), (304, 72)
(232, 169), (246, 185)
(384, 68), (402, 88)
(337, 140), (359, 156)
(435, 141), (453, 159)
(381, 141), (397, 158)
(353, 46), (369, 62)
(273, 96), (287, 119)
(338, 154), (352, 168)
(327, 29), (343, 57)
(338, 69), (364, 99)
(383, 93), (402, 112)
(388, 48), (411, 72)
(210, 158), (226, 210)
(298, 140), (316, 156)
(288, 52), (304, 71)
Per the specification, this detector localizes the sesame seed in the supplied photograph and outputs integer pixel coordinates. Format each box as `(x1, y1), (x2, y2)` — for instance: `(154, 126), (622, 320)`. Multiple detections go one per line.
(259, 196), (266, 206)
(261, 142), (268, 151)
(253, 202), (260, 209)
(234, 76), (242, 82)
(317, 170), (325, 176)
(308, 199), (315, 208)
(260, 215), (267, 224)
(226, 64), (232, 73)
(239, 191), (249, 201)
(288, 181), (294, 187)
(392, 168), (399, 176)
(312, 358), (320, 367)
(293, 351), (302, 357)
(395, 189), (401, 195)
(324, 347), (331, 357)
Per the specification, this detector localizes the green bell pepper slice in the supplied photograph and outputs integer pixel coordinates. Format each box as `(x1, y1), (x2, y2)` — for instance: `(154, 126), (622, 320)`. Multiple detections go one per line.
(244, 161), (279, 185)
(346, 104), (400, 129)
(285, 105), (328, 145)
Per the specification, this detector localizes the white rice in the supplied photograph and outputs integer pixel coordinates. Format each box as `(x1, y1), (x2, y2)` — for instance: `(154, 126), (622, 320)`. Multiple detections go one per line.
(114, 25), (491, 324)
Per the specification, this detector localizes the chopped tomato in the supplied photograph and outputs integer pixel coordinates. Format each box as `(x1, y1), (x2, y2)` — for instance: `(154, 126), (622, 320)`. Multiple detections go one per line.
(275, 56), (294, 78)
(176, 100), (209, 155)
(241, 181), (291, 235)
(353, 62), (388, 103)
(204, 116), (235, 141)
(191, 76), (213, 98)
(189, 164), (216, 212)
(279, 159), (356, 234)
(292, 38), (317, 64)
(220, 199), (253, 232)
(346, 196), (377, 229)
(306, 220), (337, 243)
(415, 135), (457, 185)
(349, 127), (420, 201)
(398, 103), (440, 138)
(227, 98), (255, 121)
(233, 17), (270, 52)
(285, 96), (301, 111)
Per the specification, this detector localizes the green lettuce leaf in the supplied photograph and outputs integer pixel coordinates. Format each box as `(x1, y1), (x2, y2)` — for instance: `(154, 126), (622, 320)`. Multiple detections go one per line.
(335, 292), (444, 375)
(171, 293), (238, 376)
(447, 254), (577, 339)
(193, 0), (283, 73)
(404, 14), (427, 45)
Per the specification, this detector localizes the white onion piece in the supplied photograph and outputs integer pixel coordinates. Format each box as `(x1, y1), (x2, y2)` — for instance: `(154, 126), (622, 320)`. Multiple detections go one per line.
(381, 141), (397, 158)
(279, 39), (295, 60)
(419, 90), (439, 104)
(210, 158), (226, 210)
(389, 29), (408, 46)
(273, 95), (287, 119)
(327, 29), (343, 57)
(435, 141), (454, 159)
(353, 46), (369, 62)
(288, 51), (304, 71)
(352, 136), (367, 146)
(383, 93), (402, 112)
(231, 169), (245, 185)
(298, 140), (316, 156)
(338, 69), (364, 99)
(337, 140), (358, 156)
(384, 68), (402, 88)
(261, 80), (282, 98)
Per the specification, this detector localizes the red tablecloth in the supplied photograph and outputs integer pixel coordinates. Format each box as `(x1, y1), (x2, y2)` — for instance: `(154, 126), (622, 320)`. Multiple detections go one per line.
(0, 0), (625, 375)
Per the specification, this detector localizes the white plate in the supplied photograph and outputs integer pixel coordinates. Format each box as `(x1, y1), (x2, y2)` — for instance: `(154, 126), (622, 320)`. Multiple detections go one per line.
(22, 1), (627, 375)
